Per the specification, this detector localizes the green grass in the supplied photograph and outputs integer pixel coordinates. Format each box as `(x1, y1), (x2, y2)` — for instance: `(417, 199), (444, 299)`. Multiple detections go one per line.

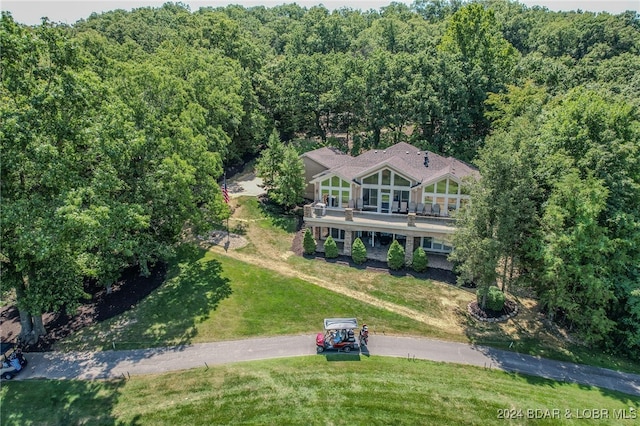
(2, 356), (637, 425)
(57, 246), (441, 351)
(55, 195), (640, 374)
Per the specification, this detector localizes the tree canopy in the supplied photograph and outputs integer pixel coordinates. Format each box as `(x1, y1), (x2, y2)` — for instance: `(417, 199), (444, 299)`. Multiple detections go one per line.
(2, 1), (639, 356)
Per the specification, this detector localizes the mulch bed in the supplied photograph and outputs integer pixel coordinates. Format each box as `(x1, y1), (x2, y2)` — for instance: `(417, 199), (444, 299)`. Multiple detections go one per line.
(2, 226), (457, 352)
(467, 299), (518, 322)
(0, 264), (166, 352)
(291, 228), (457, 284)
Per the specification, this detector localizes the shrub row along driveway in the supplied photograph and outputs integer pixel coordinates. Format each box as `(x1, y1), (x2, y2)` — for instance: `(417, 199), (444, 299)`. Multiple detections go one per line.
(13, 335), (640, 397)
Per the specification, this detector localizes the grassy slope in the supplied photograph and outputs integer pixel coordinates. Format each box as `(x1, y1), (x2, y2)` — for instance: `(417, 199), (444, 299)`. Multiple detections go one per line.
(2, 357), (638, 426)
(56, 195), (640, 378)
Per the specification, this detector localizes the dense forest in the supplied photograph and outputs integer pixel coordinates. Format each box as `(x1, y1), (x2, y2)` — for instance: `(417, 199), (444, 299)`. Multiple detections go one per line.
(1, 1), (639, 358)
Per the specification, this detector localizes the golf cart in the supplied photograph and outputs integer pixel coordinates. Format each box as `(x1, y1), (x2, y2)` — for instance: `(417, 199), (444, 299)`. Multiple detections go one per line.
(316, 318), (359, 353)
(1, 342), (27, 380)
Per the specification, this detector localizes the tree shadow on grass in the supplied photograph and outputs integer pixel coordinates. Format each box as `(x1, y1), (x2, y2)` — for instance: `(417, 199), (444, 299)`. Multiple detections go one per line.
(256, 195), (301, 232)
(134, 246), (232, 348)
(463, 320), (640, 399)
(1, 379), (139, 425)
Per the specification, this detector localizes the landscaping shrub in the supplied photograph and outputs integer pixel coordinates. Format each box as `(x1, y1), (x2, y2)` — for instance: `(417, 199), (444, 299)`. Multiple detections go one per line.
(351, 237), (367, 264)
(303, 228), (316, 255)
(324, 236), (339, 259)
(387, 240), (405, 270)
(477, 286), (505, 311)
(411, 247), (428, 272)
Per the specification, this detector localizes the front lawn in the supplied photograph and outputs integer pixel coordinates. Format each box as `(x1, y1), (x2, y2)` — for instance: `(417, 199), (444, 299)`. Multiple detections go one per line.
(2, 356), (638, 425)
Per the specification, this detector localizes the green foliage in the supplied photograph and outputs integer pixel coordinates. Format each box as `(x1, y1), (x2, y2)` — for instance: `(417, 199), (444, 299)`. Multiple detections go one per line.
(351, 237), (367, 265)
(256, 129), (286, 189)
(302, 228), (316, 255)
(411, 247), (428, 273)
(387, 240), (405, 270)
(2, 0), (640, 357)
(256, 130), (305, 210)
(456, 85), (640, 357)
(323, 236), (339, 259)
(477, 286), (505, 312)
(270, 146), (305, 210)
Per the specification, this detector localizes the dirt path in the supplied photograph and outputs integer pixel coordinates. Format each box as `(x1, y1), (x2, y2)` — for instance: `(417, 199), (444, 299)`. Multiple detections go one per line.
(209, 246), (461, 333)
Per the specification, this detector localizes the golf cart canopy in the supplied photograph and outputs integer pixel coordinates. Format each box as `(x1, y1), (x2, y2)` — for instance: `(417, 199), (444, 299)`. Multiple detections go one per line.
(324, 318), (358, 331)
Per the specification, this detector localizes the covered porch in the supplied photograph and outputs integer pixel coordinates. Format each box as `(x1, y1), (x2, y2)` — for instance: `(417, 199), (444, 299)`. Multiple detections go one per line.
(303, 204), (456, 268)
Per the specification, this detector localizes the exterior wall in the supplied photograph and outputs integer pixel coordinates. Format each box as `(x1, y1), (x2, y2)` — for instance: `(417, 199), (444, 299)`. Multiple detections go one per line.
(302, 157), (328, 200)
(303, 205), (454, 264)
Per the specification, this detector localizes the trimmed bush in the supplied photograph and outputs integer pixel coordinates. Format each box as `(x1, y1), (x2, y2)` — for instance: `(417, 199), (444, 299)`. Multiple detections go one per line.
(477, 286), (505, 311)
(411, 247), (428, 272)
(387, 240), (405, 270)
(303, 228), (316, 255)
(351, 237), (367, 264)
(324, 236), (339, 259)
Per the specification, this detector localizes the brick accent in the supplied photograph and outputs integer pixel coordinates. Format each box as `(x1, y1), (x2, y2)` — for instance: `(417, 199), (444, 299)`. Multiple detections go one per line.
(344, 230), (353, 255)
(407, 212), (416, 227)
(345, 208), (353, 221)
(405, 234), (414, 264)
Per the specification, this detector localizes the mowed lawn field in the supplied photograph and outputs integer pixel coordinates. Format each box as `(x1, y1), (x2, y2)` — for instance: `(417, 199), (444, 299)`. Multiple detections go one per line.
(4, 196), (638, 425)
(2, 356), (638, 426)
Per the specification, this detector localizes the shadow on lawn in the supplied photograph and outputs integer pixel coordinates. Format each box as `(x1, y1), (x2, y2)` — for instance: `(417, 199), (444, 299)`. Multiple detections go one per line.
(137, 245), (233, 347)
(1, 379), (139, 425)
(257, 195), (301, 232)
(462, 313), (640, 399)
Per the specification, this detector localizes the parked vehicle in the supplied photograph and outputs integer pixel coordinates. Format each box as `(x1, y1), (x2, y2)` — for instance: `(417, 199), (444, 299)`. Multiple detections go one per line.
(1, 342), (27, 380)
(316, 318), (359, 353)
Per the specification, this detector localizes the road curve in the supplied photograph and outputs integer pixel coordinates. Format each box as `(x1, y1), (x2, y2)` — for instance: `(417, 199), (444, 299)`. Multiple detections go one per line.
(11, 335), (640, 397)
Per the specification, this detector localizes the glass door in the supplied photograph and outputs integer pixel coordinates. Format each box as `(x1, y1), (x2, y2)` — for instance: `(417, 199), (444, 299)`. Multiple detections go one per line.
(381, 191), (391, 214)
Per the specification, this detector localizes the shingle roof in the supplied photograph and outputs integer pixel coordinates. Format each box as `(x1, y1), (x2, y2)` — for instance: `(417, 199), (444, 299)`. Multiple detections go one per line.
(301, 146), (351, 169)
(306, 142), (478, 184)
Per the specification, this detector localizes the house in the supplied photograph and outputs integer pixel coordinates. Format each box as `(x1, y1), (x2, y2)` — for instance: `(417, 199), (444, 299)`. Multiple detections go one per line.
(301, 142), (479, 265)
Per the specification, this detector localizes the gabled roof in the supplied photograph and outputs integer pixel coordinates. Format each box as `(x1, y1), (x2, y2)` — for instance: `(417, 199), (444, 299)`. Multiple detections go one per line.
(303, 142), (478, 185)
(301, 146), (351, 169)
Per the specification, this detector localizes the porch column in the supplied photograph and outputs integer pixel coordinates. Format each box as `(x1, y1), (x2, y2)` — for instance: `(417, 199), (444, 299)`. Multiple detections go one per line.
(405, 234), (414, 264)
(304, 204), (313, 218)
(407, 212), (416, 227)
(345, 208), (353, 221)
(343, 230), (353, 256)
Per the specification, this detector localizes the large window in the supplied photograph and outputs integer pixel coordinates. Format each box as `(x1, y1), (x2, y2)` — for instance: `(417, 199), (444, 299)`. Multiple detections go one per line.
(330, 228), (346, 241)
(422, 178), (469, 216)
(361, 169), (414, 213)
(362, 188), (378, 211)
(319, 176), (351, 208)
(421, 237), (452, 253)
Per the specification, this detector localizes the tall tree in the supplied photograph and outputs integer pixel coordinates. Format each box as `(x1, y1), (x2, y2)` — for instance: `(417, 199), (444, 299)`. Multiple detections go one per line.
(270, 146), (305, 210)
(438, 3), (519, 159)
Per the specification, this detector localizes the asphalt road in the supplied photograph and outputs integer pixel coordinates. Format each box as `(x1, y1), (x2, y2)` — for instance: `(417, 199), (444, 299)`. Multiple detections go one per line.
(11, 335), (640, 397)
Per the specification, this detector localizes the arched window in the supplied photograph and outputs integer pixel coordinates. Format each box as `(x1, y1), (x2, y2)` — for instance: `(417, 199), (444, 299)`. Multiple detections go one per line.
(361, 169), (412, 213)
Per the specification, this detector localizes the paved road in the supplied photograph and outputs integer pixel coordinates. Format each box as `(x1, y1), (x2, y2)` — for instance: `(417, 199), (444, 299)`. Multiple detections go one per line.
(11, 335), (640, 397)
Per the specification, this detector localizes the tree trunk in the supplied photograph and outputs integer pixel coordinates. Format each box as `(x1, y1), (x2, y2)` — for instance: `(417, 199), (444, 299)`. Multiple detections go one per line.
(16, 278), (35, 344)
(18, 308), (34, 344)
(480, 285), (488, 310)
(501, 256), (509, 293)
(106, 283), (113, 294)
(32, 314), (46, 339)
